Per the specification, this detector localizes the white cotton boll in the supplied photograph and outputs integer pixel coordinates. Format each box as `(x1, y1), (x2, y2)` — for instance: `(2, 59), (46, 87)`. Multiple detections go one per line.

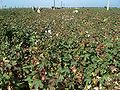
(99, 84), (102, 90)
(56, 33), (59, 37)
(87, 85), (91, 89)
(35, 41), (37, 45)
(87, 34), (90, 37)
(53, 20), (55, 22)
(85, 31), (89, 34)
(115, 81), (119, 85)
(48, 29), (52, 34)
(37, 9), (41, 13)
(94, 87), (99, 90)
(68, 75), (70, 77)
(76, 40), (79, 43)
(102, 28), (105, 30)
(103, 18), (108, 22)
(104, 36), (107, 39)
(116, 36), (118, 40)
(3, 58), (9, 63)
(45, 30), (47, 33)
(96, 76), (101, 80)
(34, 32), (37, 35)
(73, 10), (79, 13)
(96, 42), (98, 44)
(36, 62), (39, 65)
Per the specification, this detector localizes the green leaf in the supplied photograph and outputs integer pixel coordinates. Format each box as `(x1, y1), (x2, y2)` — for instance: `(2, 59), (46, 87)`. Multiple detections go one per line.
(34, 80), (43, 89)
(62, 53), (72, 62)
(3, 73), (10, 80)
(58, 75), (64, 82)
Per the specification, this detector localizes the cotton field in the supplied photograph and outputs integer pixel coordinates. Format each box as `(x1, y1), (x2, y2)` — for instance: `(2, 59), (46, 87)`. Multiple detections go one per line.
(0, 8), (120, 90)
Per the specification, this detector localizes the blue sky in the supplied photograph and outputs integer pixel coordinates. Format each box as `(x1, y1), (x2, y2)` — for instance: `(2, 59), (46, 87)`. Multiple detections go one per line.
(0, 0), (120, 8)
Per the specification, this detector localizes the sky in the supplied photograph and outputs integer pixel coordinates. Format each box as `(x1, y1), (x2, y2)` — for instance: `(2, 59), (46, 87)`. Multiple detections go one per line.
(0, 0), (120, 8)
